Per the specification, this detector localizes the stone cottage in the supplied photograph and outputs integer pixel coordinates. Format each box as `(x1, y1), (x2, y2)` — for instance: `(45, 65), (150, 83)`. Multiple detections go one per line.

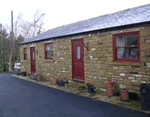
(19, 4), (150, 92)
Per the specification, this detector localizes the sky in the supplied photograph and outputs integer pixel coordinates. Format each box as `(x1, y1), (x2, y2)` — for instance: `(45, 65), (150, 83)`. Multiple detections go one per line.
(0, 0), (150, 31)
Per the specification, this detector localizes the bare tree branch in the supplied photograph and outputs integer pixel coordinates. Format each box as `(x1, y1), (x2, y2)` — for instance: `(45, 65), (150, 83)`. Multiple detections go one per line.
(32, 9), (46, 37)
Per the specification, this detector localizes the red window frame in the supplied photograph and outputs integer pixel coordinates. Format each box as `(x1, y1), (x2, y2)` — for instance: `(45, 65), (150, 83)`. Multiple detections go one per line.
(24, 48), (27, 60)
(44, 42), (53, 60)
(113, 31), (140, 62)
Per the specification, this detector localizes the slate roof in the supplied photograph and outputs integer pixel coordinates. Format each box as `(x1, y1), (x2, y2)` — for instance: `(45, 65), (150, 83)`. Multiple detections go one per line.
(21, 4), (150, 44)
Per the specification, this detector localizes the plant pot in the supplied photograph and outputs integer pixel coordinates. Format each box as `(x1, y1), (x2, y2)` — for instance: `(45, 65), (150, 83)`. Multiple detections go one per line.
(37, 75), (41, 81)
(57, 80), (65, 86)
(120, 88), (129, 101)
(86, 83), (96, 93)
(129, 92), (137, 100)
(22, 71), (26, 76)
(53, 78), (58, 84)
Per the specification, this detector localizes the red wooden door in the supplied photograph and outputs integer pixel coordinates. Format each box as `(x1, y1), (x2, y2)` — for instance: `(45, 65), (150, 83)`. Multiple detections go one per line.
(72, 39), (84, 82)
(30, 47), (36, 74)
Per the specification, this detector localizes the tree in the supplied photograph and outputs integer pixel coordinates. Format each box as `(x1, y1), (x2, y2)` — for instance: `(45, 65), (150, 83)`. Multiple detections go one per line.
(3, 9), (46, 72)
(0, 28), (9, 62)
(32, 9), (46, 37)
(15, 34), (24, 62)
(19, 9), (46, 40)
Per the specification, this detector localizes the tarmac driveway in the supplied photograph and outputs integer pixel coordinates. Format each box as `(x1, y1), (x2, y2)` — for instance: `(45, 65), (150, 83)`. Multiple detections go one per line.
(0, 73), (149, 117)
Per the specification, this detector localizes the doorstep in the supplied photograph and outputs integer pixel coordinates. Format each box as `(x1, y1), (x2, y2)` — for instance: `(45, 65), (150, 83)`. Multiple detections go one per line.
(12, 74), (150, 114)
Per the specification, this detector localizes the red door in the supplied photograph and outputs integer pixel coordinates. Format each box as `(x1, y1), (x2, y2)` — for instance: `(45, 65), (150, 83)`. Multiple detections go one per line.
(72, 39), (84, 82)
(30, 47), (36, 74)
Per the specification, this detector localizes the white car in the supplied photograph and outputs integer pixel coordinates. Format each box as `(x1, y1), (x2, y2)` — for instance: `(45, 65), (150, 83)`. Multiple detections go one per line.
(14, 62), (20, 72)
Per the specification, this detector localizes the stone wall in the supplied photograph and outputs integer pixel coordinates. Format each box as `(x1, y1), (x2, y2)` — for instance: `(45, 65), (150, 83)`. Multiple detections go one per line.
(20, 24), (150, 92)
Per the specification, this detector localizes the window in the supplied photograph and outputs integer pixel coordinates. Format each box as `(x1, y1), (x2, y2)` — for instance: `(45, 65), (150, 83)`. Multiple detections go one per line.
(24, 48), (27, 60)
(45, 43), (53, 59)
(113, 32), (140, 62)
(77, 46), (80, 59)
(33, 51), (35, 60)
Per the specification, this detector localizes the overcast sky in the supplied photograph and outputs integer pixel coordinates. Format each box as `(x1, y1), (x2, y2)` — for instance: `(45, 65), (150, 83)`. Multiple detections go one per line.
(0, 0), (150, 31)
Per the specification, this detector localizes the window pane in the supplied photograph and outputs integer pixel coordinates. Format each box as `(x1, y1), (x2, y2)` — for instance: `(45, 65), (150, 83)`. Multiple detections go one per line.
(46, 45), (50, 51)
(50, 44), (53, 50)
(25, 48), (27, 54)
(117, 48), (126, 58)
(77, 46), (80, 59)
(128, 47), (139, 58)
(116, 36), (126, 47)
(126, 34), (138, 46)
(47, 51), (53, 58)
(117, 47), (139, 58)
(24, 54), (27, 60)
(46, 44), (53, 51)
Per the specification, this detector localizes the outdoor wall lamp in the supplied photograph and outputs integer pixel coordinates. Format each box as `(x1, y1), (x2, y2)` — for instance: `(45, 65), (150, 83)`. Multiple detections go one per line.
(82, 42), (89, 51)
